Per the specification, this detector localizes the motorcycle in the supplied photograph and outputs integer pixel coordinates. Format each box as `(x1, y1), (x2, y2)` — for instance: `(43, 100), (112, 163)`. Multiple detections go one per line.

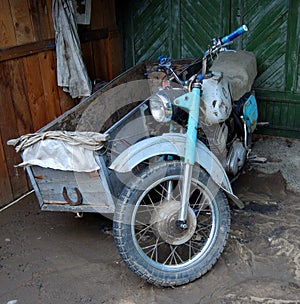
(9, 25), (257, 287)
(110, 24), (257, 286)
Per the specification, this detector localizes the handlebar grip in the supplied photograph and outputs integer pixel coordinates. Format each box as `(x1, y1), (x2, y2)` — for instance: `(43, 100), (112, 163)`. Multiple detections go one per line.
(158, 56), (170, 65)
(221, 25), (248, 44)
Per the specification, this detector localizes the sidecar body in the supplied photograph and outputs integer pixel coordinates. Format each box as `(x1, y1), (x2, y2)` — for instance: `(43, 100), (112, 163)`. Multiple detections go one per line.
(19, 62), (158, 214)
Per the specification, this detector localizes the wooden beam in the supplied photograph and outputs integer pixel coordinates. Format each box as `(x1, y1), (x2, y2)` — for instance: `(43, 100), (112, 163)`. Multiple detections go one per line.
(0, 39), (55, 62)
(0, 28), (109, 62)
(78, 28), (108, 43)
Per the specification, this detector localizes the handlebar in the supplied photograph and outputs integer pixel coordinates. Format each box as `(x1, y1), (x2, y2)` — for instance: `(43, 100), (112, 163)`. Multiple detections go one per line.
(157, 24), (249, 84)
(203, 24), (248, 56)
(220, 24), (248, 44)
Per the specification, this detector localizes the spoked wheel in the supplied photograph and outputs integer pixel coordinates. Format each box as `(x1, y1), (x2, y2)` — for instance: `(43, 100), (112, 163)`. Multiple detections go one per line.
(113, 161), (230, 286)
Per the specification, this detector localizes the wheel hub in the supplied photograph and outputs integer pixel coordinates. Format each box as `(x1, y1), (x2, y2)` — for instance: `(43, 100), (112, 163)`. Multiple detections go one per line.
(151, 200), (197, 245)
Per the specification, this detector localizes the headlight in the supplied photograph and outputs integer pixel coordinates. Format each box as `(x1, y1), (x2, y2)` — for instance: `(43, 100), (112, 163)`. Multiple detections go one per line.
(149, 92), (173, 123)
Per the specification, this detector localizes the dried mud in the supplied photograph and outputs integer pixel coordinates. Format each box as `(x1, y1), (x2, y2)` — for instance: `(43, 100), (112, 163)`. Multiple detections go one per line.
(1, 138), (299, 304)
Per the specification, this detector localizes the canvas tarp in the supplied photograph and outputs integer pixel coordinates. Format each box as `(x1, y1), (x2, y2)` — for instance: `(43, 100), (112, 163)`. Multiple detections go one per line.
(8, 131), (108, 172)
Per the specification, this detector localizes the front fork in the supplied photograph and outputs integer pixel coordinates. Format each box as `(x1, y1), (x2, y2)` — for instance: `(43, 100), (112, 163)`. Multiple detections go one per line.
(174, 85), (201, 229)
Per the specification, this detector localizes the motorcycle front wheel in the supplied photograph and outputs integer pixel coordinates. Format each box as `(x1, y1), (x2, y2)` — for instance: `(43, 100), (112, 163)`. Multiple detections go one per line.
(113, 161), (230, 286)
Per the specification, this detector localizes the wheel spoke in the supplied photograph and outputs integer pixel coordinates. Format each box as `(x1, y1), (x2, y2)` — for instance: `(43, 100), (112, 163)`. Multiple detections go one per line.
(184, 239), (203, 253)
(188, 239), (192, 259)
(194, 196), (208, 217)
(189, 187), (202, 208)
(144, 193), (161, 218)
(174, 248), (185, 264)
(135, 223), (155, 241)
(166, 181), (173, 201)
(195, 225), (211, 239)
(150, 239), (164, 261)
(141, 239), (164, 256)
(163, 245), (177, 265)
(152, 185), (167, 202)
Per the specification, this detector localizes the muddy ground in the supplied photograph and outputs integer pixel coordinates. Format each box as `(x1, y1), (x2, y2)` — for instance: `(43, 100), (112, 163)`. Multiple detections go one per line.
(1, 137), (299, 304)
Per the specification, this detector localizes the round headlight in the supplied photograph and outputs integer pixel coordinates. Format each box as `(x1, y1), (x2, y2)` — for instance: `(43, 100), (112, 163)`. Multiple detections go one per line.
(149, 92), (173, 123)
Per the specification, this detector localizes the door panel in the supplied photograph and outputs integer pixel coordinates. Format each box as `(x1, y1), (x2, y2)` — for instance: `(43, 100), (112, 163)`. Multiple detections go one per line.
(118, 0), (300, 137)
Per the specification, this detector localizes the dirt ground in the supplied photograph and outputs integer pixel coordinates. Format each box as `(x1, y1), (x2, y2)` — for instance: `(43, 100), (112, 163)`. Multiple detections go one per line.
(1, 137), (300, 304)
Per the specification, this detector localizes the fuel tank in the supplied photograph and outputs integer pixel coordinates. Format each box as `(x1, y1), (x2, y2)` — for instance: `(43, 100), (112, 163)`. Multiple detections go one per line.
(200, 72), (232, 125)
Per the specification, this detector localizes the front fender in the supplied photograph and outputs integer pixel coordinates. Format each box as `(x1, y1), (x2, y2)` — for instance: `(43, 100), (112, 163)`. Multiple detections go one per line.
(109, 133), (243, 208)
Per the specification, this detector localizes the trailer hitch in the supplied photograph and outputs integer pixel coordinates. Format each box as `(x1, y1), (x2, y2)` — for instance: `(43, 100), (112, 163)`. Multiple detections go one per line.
(62, 187), (83, 206)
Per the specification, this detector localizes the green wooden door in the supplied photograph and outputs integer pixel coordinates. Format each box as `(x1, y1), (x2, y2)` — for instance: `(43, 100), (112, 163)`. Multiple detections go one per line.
(118, 0), (231, 66)
(117, 0), (300, 138)
(232, 0), (300, 138)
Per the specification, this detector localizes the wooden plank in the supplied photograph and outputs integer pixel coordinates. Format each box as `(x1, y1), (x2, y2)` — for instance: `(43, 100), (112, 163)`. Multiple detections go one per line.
(28, 0), (53, 40)
(9, 0), (36, 45)
(10, 58), (33, 135)
(58, 86), (78, 114)
(0, 131), (14, 206)
(285, 0), (300, 92)
(0, 60), (29, 198)
(31, 167), (113, 211)
(0, 0), (17, 48)
(46, 0), (55, 37)
(93, 39), (110, 81)
(22, 55), (48, 131)
(91, 0), (117, 30)
(81, 41), (96, 80)
(38, 51), (62, 121)
(170, 0), (181, 59)
(286, 103), (296, 129)
(106, 30), (122, 79)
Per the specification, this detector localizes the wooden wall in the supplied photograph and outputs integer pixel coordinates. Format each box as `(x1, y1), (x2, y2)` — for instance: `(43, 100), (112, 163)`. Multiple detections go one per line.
(0, 0), (122, 207)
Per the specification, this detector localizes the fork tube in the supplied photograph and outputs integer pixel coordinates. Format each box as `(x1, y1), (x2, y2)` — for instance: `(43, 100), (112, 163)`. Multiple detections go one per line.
(178, 162), (193, 225)
(174, 86), (201, 228)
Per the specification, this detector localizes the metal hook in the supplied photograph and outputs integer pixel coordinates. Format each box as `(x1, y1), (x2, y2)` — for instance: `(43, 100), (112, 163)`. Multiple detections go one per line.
(62, 187), (83, 206)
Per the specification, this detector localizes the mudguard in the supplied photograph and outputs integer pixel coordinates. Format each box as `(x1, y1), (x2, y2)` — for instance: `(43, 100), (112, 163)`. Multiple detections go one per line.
(109, 133), (243, 208)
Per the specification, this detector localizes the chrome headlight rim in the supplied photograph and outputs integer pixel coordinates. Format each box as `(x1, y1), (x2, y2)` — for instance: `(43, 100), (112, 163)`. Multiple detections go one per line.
(149, 92), (173, 123)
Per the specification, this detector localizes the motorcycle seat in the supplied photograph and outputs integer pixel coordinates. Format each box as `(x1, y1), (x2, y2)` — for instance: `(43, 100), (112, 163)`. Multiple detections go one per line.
(211, 50), (257, 101)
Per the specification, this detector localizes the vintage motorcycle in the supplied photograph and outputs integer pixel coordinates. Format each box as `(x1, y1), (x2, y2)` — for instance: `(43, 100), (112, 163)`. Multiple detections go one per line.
(10, 25), (257, 287)
(109, 24), (258, 286)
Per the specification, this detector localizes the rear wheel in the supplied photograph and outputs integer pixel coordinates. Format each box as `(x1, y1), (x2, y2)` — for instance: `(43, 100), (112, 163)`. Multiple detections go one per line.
(113, 161), (230, 286)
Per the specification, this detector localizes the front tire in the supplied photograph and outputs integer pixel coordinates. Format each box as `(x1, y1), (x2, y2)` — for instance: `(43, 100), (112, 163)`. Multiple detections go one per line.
(113, 161), (230, 286)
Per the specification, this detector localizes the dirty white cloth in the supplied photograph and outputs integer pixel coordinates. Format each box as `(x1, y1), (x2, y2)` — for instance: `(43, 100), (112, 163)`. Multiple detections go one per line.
(8, 131), (108, 172)
(52, 0), (92, 98)
(211, 50), (257, 101)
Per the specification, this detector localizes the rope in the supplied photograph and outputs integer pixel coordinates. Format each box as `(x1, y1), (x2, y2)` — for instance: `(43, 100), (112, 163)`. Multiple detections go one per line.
(7, 131), (109, 152)
(0, 190), (35, 213)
